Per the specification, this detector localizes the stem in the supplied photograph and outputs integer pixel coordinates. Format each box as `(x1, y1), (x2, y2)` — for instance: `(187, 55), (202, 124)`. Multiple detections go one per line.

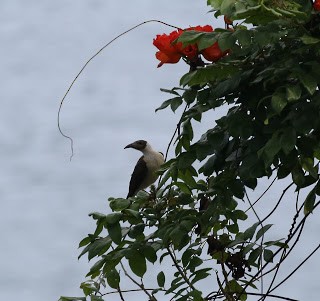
(58, 19), (181, 160)
(119, 262), (155, 300)
(270, 243), (320, 293)
(220, 263), (235, 301)
(166, 246), (196, 291)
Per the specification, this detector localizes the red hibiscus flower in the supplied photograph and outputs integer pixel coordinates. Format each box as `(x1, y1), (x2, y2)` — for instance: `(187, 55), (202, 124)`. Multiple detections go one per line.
(314, 0), (320, 11)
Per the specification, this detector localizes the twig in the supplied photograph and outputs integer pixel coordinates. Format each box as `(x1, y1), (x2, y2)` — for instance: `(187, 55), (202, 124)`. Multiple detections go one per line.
(220, 263), (235, 301)
(119, 261), (155, 300)
(245, 176), (277, 213)
(260, 182), (294, 224)
(244, 201), (320, 298)
(117, 286), (125, 301)
(270, 243), (320, 293)
(207, 290), (298, 301)
(245, 190), (264, 296)
(58, 19), (181, 160)
(166, 245), (196, 291)
(102, 288), (162, 296)
(259, 193), (304, 301)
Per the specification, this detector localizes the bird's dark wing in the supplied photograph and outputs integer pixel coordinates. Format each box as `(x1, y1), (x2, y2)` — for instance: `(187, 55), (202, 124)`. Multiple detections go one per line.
(127, 156), (147, 198)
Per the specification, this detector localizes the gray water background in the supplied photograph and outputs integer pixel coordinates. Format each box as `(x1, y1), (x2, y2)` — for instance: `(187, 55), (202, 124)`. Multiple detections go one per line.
(1, 1), (319, 300)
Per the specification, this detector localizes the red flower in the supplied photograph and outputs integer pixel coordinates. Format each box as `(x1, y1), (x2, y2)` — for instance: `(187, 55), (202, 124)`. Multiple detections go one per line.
(153, 28), (200, 67)
(314, 0), (320, 11)
(201, 42), (227, 62)
(153, 25), (228, 67)
(153, 30), (183, 67)
(190, 25), (213, 32)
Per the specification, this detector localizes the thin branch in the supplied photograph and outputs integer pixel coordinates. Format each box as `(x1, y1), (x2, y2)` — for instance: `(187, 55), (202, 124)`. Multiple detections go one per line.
(208, 290), (298, 301)
(260, 182), (294, 224)
(164, 104), (189, 162)
(119, 261), (154, 300)
(245, 190), (264, 295)
(158, 104), (188, 193)
(102, 288), (162, 296)
(270, 243), (320, 293)
(166, 245), (196, 291)
(259, 192), (304, 301)
(58, 19), (181, 160)
(220, 263), (235, 301)
(245, 176), (277, 213)
(244, 201), (320, 298)
(117, 286), (125, 301)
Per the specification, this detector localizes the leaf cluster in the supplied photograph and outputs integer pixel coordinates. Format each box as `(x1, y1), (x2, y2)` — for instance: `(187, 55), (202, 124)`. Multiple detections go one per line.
(60, 1), (320, 301)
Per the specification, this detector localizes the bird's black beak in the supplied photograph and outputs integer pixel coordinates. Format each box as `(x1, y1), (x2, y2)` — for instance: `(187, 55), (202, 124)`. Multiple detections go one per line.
(124, 143), (134, 149)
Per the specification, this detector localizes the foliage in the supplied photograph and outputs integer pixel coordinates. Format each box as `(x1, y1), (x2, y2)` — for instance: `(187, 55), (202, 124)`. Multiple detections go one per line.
(60, 1), (320, 301)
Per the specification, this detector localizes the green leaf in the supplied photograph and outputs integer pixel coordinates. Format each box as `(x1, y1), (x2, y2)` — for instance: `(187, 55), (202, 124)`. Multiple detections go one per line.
(106, 268), (120, 289)
(86, 258), (105, 277)
(128, 223), (145, 239)
(105, 222), (122, 245)
(89, 212), (106, 220)
(80, 281), (98, 296)
(59, 297), (86, 301)
(263, 249), (274, 263)
(256, 224), (273, 241)
(128, 250), (146, 277)
(105, 213), (122, 225)
(299, 74), (318, 95)
(198, 32), (218, 50)
(78, 236), (112, 260)
(109, 198), (131, 211)
(271, 93), (287, 114)
(258, 131), (282, 167)
(220, 0), (236, 15)
(286, 85), (301, 102)
(177, 30), (206, 45)
(243, 222), (259, 240)
(160, 87), (181, 96)
(183, 89), (198, 104)
(304, 188), (316, 215)
(292, 165), (305, 188)
(300, 35), (320, 45)
(227, 223), (239, 233)
(188, 256), (203, 272)
(190, 268), (211, 284)
(157, 271), (165, 287)
(234, 28), (252, 46)
(142, 245), (157, 263)
(248, 247), (262, 265)
(232, 210), (248, 221)
(171, 97), (183, 112)
(218, 31), (236, 51)
(79, 236), (92, 248)
(279, 127), (296, 154)
(90, 296), (104, 301)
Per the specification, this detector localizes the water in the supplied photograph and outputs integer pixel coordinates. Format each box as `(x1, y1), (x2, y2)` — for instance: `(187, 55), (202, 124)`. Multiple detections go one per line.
(0, 1), (318, 300)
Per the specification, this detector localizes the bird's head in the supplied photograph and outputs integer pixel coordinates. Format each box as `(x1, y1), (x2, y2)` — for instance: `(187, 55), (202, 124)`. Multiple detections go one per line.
(124, 140), (147, 151)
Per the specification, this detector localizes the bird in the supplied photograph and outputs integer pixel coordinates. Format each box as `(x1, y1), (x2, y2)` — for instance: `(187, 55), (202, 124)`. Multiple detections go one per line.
(125, 140), (164, 198)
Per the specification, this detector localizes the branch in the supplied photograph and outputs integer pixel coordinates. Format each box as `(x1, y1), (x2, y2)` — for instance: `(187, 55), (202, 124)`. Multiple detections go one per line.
(166, 245), (196, 291)
(57, 19), (181, 160)
(208, 290), (298, 301)
(119, 262), (155, 300)
(260, 182), (294, 224)
(270, 243), (320, 293)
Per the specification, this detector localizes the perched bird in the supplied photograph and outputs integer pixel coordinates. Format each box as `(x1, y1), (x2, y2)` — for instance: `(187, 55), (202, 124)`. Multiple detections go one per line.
(125, 140), (164, 198)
